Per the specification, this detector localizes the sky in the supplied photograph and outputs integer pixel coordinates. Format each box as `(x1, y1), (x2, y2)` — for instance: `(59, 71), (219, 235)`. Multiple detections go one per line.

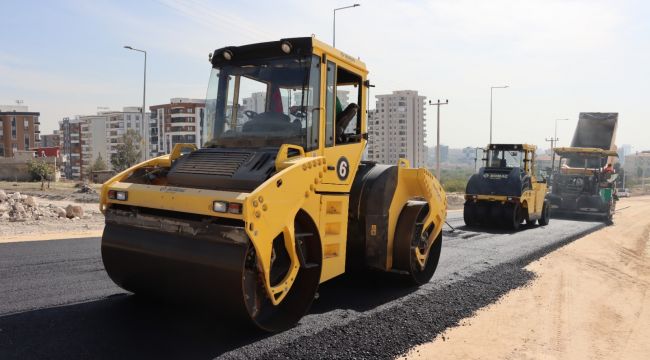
(1, 0), (649, 150)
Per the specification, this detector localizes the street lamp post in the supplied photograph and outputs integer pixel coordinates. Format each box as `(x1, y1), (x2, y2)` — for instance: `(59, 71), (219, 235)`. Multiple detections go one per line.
(489, 85), (509, 144)
(123, 45), (148, 160)
(428, 99), (449, 180)
(333, 4), (360, 48)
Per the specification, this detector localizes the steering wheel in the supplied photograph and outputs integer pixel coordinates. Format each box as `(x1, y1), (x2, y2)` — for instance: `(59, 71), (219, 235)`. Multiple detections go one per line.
(293, 111), (307, 119)
(243, 110), (258, 119)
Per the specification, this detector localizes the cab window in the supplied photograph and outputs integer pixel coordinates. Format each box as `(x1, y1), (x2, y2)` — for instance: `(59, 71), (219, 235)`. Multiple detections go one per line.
(335, 67), (362, 144)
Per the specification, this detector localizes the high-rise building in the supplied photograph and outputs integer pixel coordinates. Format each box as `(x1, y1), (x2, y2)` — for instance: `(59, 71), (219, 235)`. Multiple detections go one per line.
(366, 90), (427, 167)
(0, 104), (40, 157)
(149, 98), (205, 156)
(59, 117), (82, 179)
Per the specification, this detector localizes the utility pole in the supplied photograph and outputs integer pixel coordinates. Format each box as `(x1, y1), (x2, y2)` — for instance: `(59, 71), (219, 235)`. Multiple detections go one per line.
(428, 99), (449, 180)
(547, 118), (569, 177)
(545, 136), (558, 175)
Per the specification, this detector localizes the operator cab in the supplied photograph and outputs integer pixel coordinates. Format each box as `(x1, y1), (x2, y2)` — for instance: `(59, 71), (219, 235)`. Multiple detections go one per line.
(484, 144), (537, 177)
(203, 37), (367, 154)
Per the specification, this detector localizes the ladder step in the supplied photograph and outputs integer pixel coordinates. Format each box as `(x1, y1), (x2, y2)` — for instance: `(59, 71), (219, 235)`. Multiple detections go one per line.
(295, 232), (314, 238)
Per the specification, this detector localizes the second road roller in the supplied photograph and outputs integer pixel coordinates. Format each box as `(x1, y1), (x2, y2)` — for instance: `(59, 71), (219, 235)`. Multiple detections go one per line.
(463, 144), (550, 229)
(99, 36), (447, 332)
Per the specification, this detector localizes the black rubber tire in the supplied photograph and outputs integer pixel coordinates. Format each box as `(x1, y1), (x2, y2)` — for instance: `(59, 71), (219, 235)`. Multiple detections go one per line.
(508, 203), (523, 230)
(538, 201), (550, 226)
(393, 201), (442, 285)
(463, 203), (477, 226)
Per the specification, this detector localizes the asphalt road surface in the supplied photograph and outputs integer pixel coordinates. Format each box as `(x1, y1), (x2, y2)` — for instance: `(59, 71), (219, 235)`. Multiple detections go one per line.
(0, 212), (605, 360)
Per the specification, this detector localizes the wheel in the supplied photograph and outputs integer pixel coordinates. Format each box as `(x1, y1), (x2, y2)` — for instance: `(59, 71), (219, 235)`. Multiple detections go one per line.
(393, 201), (442, 285)
(507, 203), (524, 230)
(538, 201), (550, 226)
(463, 202), (477, 226)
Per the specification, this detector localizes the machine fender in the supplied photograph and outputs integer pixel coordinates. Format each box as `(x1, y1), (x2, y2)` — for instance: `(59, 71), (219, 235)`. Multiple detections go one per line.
(243, 156), (325, 305)
(347, 162), (398, 270)
(387, 159), (446, 270)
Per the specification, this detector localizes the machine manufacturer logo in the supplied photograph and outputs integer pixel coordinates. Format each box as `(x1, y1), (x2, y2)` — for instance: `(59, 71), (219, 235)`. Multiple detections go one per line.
(337, 157), (350, 181)
(159, 186), (186, 193)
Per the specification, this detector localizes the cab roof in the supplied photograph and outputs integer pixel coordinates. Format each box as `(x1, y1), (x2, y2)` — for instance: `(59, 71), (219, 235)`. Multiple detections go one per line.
(554, 147), (619, 157)
(487, 144), (537, 152)
(210, 36), (367, 74)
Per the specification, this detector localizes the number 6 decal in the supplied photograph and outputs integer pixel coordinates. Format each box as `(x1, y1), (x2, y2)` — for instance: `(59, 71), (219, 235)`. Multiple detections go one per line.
(336, 157), (349, 181)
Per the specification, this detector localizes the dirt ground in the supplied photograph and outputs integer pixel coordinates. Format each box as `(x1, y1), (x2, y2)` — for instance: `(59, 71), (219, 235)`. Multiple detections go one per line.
(0, 185), (104, 243)
(405, 195), (650, 360)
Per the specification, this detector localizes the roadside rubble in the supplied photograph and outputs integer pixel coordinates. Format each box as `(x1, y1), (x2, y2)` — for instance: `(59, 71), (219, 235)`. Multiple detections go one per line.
(0, 189), (91, 222)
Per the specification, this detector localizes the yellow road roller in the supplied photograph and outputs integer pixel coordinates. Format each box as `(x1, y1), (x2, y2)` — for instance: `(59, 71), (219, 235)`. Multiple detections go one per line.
(463, 144), (549, 229)
(100, 37), (447, 332)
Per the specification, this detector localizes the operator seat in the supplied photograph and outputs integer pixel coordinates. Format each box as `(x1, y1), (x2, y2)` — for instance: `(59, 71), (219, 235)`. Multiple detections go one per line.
(335, 103), (359, 143)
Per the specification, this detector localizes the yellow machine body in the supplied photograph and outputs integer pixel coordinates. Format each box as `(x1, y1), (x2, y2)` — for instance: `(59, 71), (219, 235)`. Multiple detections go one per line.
(463, 143), (549, 229)
(100, 37), (447, 331)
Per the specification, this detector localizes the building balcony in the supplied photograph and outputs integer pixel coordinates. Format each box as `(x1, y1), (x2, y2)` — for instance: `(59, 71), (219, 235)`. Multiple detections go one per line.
(171, 113), (194, 118)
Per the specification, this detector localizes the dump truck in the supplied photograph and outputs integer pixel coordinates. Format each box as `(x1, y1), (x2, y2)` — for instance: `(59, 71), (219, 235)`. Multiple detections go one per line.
(547, 112), (619, 222)
(547, 147), (618, 222)
(464, 144), (549, 229)
(99, 37), (447, 332)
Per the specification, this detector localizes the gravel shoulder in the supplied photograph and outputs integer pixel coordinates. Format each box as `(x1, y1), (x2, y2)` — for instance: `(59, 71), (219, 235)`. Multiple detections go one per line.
(405, 195), (650, 360)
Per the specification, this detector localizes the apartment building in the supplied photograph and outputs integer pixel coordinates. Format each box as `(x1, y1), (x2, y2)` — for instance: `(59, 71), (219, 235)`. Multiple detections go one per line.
(366, 90), (427, 168)
(40, 132), (60, 148)
(149, 98), (205, 156)
(105, 107), (145, 160)
(59, 117), (82, 179)
(79, 114), (108, 173)
(0, 105), (40, 157)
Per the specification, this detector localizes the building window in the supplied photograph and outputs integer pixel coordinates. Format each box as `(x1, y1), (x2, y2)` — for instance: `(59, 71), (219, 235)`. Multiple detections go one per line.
(24, 119), (29, 128)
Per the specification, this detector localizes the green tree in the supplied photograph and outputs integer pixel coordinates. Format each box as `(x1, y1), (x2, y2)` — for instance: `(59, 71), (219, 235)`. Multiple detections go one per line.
(28, 158), (55, 190)
(110, 129), (142, 172)
(86, 153), (109, 179)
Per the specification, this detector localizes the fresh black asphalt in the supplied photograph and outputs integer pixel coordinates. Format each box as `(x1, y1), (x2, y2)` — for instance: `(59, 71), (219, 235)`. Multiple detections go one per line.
(0, 212), (605, 359)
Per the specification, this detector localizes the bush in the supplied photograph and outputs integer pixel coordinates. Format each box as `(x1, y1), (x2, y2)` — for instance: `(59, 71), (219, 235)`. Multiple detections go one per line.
(431, 166), (474, 193)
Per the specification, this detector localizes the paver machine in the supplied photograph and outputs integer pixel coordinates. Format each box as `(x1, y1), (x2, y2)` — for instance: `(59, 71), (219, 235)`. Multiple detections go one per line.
(546, 112), (619, 222)
(547, 147), (619, 222)
(463, 144), (549, 229)
(99, 37), (447, 332)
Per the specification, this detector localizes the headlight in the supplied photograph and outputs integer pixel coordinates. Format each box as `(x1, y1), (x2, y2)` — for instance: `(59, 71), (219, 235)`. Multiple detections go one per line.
(213, 201), (228, 213)
(108, 190), (128, 201)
